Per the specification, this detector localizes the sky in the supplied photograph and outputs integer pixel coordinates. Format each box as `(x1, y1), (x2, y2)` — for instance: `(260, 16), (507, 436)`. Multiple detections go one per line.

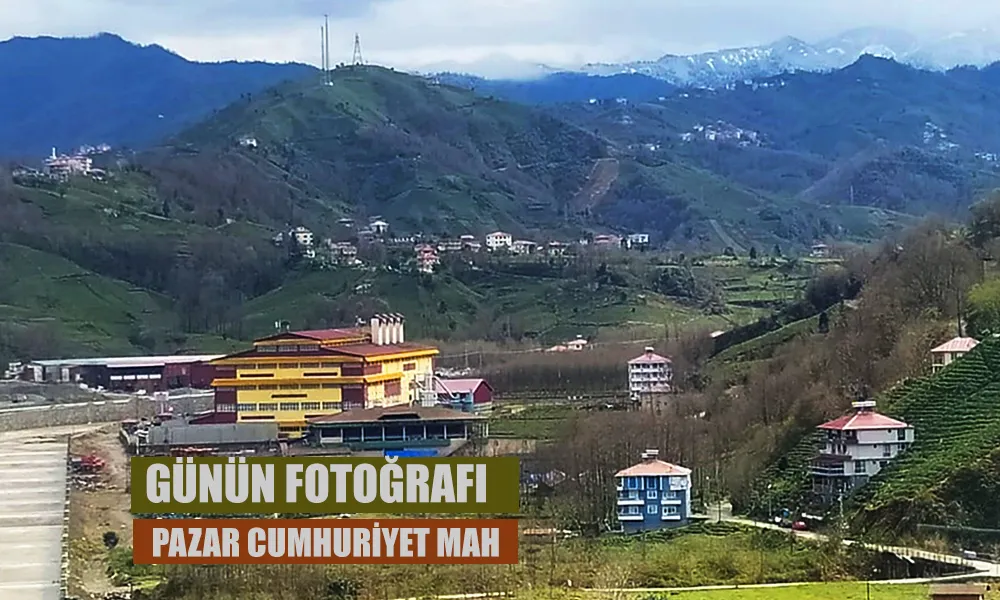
(4, 0), (1000, 77)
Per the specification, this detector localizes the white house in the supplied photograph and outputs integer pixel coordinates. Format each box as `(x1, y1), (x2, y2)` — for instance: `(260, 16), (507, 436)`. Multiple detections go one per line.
(811, 401), (914, 503)
(290, 227), (314, 247)
(626, 233), (650, 249)
(930, 336), (979, 373)
(511, 240), (536, 255)
(485, 231), (512, 251)
(370, 220), (390, 235)
(628, 347), (673, 396)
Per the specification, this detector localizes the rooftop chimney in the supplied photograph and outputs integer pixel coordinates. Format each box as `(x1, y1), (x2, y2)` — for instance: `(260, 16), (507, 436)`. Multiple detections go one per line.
(641, 449), (659, 461)
(370, 315), (383, 345)
(851, 400), (877, 412)
(397, 313), (405, 343)
(644, 346), (655, 355)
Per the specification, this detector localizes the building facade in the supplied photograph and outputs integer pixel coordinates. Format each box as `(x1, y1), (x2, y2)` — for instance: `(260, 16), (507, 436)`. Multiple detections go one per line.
(628, 347), (673, 396)
(485, 232), (512, 251)
(615, 450), (692, 533)
(930, 336), (979, 373)
(306, 404), (487, 453)
(434, 378), (494, 412)
(811, 401), (914, 502)
(209, 314), (439, 439)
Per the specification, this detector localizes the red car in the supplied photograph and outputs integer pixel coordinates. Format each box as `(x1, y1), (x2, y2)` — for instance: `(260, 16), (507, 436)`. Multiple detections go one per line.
(791, 521), (808, 531)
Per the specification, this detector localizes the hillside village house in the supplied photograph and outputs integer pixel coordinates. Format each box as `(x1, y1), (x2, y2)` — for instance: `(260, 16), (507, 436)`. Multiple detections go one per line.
(628, 347), (673, 397)
(44, 147), (93, 178)
(811, 400), (914, 503)
(511, 240), (537, 255)
(208, 314), (439, 439)
(930, 336), (979, 373)
(370, 219), (389, 235)
(616, 449), (692, 533)
(625, 233), (650, 249)
(593, 234), (621, 248)
(486, 231), (513, 251)
(414, 244), (439, 273)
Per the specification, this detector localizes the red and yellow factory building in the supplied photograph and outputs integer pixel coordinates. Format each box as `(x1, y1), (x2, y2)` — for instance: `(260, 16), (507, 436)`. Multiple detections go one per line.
(206, 314), (439, 438)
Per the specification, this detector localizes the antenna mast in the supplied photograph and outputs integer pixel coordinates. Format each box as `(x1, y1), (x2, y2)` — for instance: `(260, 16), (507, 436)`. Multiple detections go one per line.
(323, 15), (333, 85)
(352, 33), (364, 66)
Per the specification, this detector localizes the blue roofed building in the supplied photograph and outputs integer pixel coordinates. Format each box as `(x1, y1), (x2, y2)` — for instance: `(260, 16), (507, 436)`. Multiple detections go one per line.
(615, 449), (692, 533)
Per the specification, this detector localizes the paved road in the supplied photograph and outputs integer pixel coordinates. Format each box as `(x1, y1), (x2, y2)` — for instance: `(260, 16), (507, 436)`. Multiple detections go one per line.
(0, 424), (108, 600)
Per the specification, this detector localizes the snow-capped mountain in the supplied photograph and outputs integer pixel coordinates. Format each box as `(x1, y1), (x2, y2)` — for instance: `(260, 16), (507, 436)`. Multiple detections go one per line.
(579, 27), (1000, 87)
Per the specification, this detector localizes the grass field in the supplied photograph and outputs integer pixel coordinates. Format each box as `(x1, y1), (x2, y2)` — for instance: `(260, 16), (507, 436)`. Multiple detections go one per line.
(519, 583), (940, 600)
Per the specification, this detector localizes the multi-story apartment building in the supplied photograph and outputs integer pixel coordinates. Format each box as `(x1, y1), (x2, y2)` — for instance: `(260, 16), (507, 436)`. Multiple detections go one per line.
(615, 449), (692, 533)
(628, 347), (673, 396)
(485, 231), (512, 251)
(930, 336), (979, 373)
(811, 400), (914, 502)
(209, 314), (439, 439)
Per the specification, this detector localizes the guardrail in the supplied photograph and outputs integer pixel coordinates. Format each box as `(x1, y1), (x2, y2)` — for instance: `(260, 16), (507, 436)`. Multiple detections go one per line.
(61, 438), (71, 599)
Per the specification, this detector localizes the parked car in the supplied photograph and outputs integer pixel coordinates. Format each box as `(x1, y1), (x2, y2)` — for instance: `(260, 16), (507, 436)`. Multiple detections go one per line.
(791, 521), (808, 531)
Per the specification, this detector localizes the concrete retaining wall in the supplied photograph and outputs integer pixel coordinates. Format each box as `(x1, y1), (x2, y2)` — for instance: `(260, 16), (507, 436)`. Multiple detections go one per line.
(0, 395), (214, 433)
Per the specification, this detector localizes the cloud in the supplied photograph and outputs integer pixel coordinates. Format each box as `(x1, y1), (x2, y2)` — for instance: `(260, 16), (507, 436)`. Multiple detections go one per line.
(4, 0), (1000, 76)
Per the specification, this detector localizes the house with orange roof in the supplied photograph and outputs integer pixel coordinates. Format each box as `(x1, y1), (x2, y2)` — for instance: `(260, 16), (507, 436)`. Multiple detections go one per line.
(615, 449), (692, 533)
(811, 400), (914, 503)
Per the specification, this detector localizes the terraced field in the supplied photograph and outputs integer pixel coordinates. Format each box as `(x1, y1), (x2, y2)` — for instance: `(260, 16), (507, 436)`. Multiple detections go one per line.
(851, 338), (1000, 532)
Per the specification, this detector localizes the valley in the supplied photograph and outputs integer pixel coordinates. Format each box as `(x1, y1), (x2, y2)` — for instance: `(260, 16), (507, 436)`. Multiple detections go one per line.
(6, 19), (1000, 600)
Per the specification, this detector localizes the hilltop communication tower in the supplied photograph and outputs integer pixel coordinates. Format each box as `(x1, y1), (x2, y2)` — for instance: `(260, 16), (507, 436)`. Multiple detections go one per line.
(353, 33), (364, 66)
(320, 15), (333, 85)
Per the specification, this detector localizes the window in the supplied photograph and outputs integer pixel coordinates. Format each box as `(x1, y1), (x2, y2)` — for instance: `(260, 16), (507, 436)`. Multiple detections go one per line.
(628, 506), (640, 515)
(646, 490), (658, 500)
(258, 403), (278, 411)
(258, 384), (278, 390)
(256, 363), (277, 369)
(855, 461), (867, 474)
(879, 461), (889, 469)
(300, 402), (321, 411)
(403, 362), (416, 371)
(320, 362), (339, 368)
(662, 506), (678, 516)
(238, 385), (258, 390)
(217, 404), (236, 412)
(300, 383), (320, 389)
(278, 363), (298, 369)
(279, 402), (300, 411)
(298, 344), (320, 352)
(644, 476), (657, 490)
(663, 490), (678, 500)
(277, 345), (297, 353)
(300, 363), (320, 369)
(647, 505), (658, 514)
(321, 383), (339, 389)
(897, 429), (907, 441)
(279, 384), (299, 390)
(240, 364), (257, 370)
(258, 346), (277, 353)
(626, 477), (640, 490)
(322, 402), (341, 410)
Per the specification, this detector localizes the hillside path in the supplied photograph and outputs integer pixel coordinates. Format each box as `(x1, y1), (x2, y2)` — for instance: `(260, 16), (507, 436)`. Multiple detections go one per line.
(571, 158), (620, 213)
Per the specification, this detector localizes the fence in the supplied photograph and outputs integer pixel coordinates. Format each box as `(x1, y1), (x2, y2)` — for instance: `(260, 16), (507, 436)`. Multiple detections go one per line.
(0, 394), (214, 433)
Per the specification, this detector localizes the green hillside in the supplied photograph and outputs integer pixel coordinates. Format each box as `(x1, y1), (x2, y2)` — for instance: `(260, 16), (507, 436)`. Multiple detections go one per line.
(134, 65), (905, 251)
(850, 338), (1000, 533)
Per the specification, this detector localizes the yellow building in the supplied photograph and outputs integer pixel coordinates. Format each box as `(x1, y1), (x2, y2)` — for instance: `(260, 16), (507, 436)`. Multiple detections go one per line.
(210, 314), (439, 439)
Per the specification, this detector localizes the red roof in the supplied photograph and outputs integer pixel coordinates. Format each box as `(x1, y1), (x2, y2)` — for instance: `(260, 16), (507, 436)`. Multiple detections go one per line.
(818, 411), (909, 431)
(292, 328), (367, 341)
(615, 459), (691, 478)
(434, 378), (492, 395)
(255, 328), (367, 343)
(629, 351), (671, 364)
(930, 337), (979, 353)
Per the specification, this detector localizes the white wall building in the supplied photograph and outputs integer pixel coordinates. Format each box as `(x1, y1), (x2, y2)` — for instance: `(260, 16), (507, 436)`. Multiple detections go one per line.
(485, 231), (512, 251)
(811, 401), (914, 502)
(930, 336), (979, 373)
(628, 347), (673, 395)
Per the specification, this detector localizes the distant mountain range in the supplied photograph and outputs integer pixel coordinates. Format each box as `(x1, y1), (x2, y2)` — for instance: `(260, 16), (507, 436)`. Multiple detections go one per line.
(0, 33), (314, 156)
(436, 27), (1000, 89)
